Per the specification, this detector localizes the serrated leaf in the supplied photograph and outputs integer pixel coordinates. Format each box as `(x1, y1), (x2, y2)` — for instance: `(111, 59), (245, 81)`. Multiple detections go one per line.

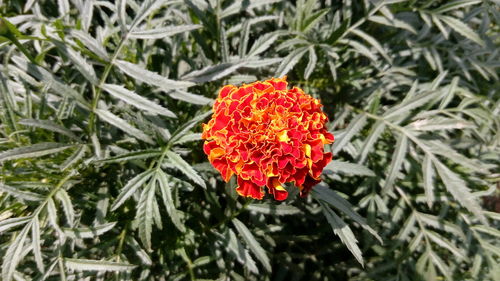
(422, 154), (435, 207)
(247, 204), (301, 215)
(182, 62), (244, 83)
(383, 134), (408, 192)
(169, 90), (213, 105)
(95, 108), (154, 144)
(53, 40), (98, 84)
(70, 30), (109, 60)
(320, 202), (364, 266)
(129, 0), (170, 31)
(304, 46), (317, 79)
(351, 28), (391, 63)
(246, 31), (284, 57)
(31, 216), (44, 273)
(126, 237), (152, 266)
(332, 114), (367, 154)
(232, 218), (271, 272)
(64, 258), (136, 272)
(0, 217), (31, 233)
(96, 149), (162, 164)
(220, 0), (281, 19)
(115, 60), (194, 90)
(19, 119), (80, 140)
(165, 150), (206, 188)
(312, 184), (382, 243)
(55, 189), (75, 226)
(433, 0), (482, 13)
(275, 47), (308, 77)
(60, 145), (87, 170)
(358, 120), (386, 163)
(136, 181), (156, 250)
(168, 111), (212, 144)
(383, 90), (441, 119)
(433, 159), (487, 224)
(214, 229), (259, 274)
(130, 24), (202, 39)
(302, 8), (329, 33)
(63, 222), (117, 239)
(101, 84), (176, 118)
(2, 222), (30, 281)
(0, 142), (75, 162)
(0, 182), (44, 201)
(324, 161), (375, 177)
(426, 230), (466, 259)
(111, 170), (155, 211)
(156, 171), (185, 232)
(439, 15), (485, 46)
(13, 57), (89, 107)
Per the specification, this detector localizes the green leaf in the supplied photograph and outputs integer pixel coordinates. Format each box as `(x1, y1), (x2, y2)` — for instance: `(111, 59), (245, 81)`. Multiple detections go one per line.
(275, 47), (308, 77)
(19, 119), (80, 141)
(136, 180), (156, 250)
(246, 31), (285, 57)
(2, 222), (30, 281)
(169, 90), (213, 105)
(95, 108), (154, 144)
(165, 150), (206, 189)
(383, 90), (441, 119)
(324, 161), (375, 177)
(214, 229), (259, 274)
(0, 217), (31, 233)
(358, 120), (386, 163)
(60, 145), (87, 170)
(232, 218), (271, 272)
(304, 46), (317, 79)
(351, 28), (391, 63)
(182, 62), (244, 83)
(52, 40), (98, 84)
(0, 142), (75, 162)
(247, 203), (301, 216)
(115, 60), (194, 90)
(433, 0), (482, 14)
(439, 15), (485, 46)
(130, 24), (202, 39)
(64, 258), (136, 272)
(129, 0), (170, 31)
(302, 8), (330, 33)
(55, 189), (75, 226)
(383, 134), (408, 192)
(332, 114), (367, 154)
(70, 30), (109, 60)
(111, 170), (155, 211)
(0, 182), (44, 201)
(31, 216), (44, 273)
(422, 153), (436, 207)
(312, 184), (382, 243)
(63, 222), (117, 239)
(433, 158), (487, 224)
(11, 56), (90, 108)
(101, 84), (176, 118)
(320, 202), (364, 266)
(156, 171), (185, 232)
(95, 149), (162, 164)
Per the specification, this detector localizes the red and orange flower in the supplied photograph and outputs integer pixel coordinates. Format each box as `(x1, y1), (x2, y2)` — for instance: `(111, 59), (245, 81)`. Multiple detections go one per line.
(202, 77), (334, 201)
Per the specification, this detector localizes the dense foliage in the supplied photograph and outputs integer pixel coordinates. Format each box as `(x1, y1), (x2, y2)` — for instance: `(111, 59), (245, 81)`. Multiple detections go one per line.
(0, 0), (499, 280)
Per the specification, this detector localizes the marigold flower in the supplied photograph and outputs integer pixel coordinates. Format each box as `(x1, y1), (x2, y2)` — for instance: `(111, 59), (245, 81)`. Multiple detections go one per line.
(202, 77), (334, 201)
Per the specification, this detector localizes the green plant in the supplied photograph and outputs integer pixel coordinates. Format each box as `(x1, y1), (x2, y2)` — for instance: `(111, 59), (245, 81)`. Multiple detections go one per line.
(0, 0), (498, 280)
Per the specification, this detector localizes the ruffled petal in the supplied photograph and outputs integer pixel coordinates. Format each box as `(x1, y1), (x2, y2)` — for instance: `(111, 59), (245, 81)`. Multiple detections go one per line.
(202, 77), (334, 201)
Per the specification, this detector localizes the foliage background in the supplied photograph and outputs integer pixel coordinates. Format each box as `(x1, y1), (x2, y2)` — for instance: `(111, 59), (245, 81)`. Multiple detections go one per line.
(0, 0), (499, 280)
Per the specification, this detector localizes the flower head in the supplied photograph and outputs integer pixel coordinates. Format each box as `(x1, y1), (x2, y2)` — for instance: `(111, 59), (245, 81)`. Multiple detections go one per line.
(202, 77), (334, 201)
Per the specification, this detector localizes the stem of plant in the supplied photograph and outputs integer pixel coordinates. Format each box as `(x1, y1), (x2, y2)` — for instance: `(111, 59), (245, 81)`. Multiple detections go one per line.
(87, 35), (129, 137)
